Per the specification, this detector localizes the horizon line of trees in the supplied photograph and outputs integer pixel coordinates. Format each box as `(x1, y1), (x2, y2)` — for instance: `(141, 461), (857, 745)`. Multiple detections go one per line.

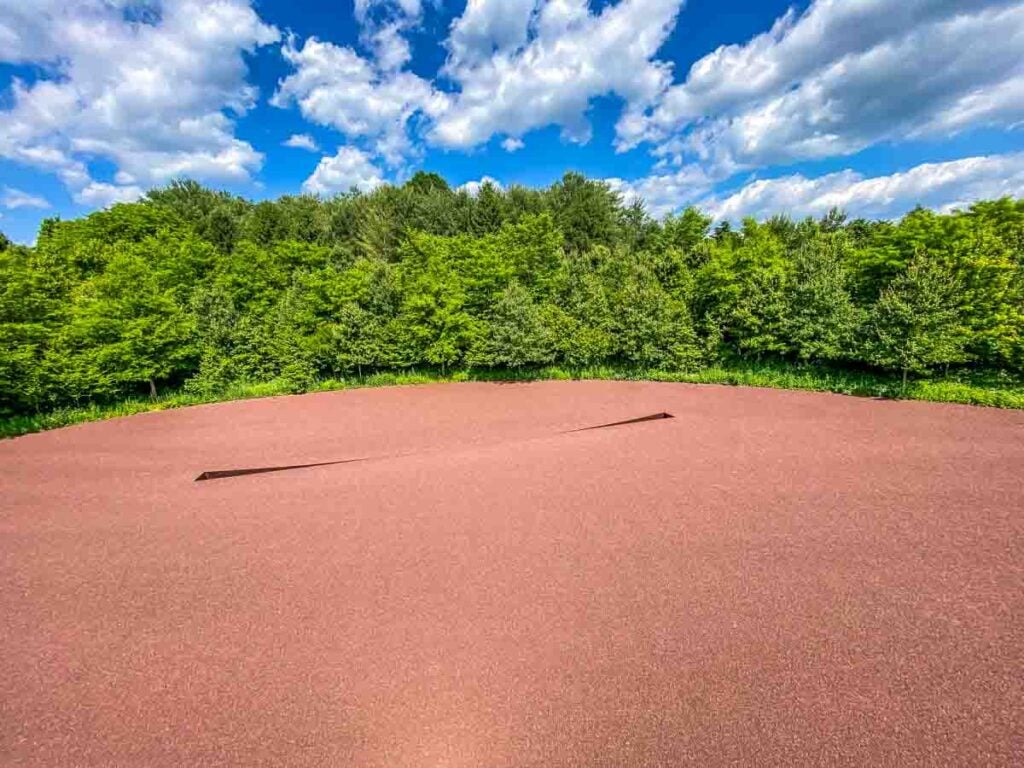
(1, 172), (1022, 416)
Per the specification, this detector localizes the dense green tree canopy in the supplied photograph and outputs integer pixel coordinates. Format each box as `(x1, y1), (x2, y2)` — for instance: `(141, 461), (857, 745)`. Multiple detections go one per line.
(1, 173), (1021, 416)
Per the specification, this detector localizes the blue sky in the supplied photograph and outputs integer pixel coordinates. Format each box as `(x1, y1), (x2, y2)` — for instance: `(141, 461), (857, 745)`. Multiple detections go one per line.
(1, 0), (1023, 243)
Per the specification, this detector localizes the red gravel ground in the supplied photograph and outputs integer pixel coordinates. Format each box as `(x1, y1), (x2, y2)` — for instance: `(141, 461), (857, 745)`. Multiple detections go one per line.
(2, 381), (1022, 766)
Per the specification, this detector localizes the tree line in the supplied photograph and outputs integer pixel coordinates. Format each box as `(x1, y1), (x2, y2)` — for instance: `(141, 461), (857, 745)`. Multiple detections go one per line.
(1, 172), (1022, 416)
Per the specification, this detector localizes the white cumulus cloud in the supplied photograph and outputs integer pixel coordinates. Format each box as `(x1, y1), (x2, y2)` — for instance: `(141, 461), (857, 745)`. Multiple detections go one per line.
(6, 0), (1022, 221)
(444, 0), (538, 71)
(75, 181), (145, 208)
(354, 0), (424, 71)
(283, 133), (319, 151)
(431, 0), (683, 149)
(1, 186), (50, 210)
(605, 163), (716, 218)
(621, 0), (1024, 174)
(699, 152), (1024, 222)
(0, 0), (279, 203)
(458, 176), (504, 196)
(272, 36), (446, 166)
(302, 146), (386, 195)
(274, 1), (685, 168)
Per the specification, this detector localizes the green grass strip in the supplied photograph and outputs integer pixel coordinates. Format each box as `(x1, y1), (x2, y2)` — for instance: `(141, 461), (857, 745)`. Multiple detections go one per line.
(3, 363), (1022, 440)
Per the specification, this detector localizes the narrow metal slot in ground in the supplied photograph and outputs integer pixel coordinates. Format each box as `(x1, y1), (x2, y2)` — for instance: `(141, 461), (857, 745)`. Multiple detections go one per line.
(195, 458), (367, 482)
(570, 412), (674, 432)
(196, 413), (673, 481)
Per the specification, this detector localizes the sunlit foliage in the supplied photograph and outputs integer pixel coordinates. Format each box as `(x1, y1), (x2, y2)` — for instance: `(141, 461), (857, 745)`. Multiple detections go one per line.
(1, 172), (1022, 415)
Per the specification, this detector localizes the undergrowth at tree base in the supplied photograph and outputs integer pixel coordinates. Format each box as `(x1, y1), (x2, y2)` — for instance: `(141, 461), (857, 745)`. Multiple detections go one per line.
(3, 362), (1021, 440)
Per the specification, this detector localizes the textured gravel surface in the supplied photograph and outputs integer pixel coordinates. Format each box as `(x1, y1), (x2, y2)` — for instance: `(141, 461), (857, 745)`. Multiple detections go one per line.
(2, 381), (1022, 766)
